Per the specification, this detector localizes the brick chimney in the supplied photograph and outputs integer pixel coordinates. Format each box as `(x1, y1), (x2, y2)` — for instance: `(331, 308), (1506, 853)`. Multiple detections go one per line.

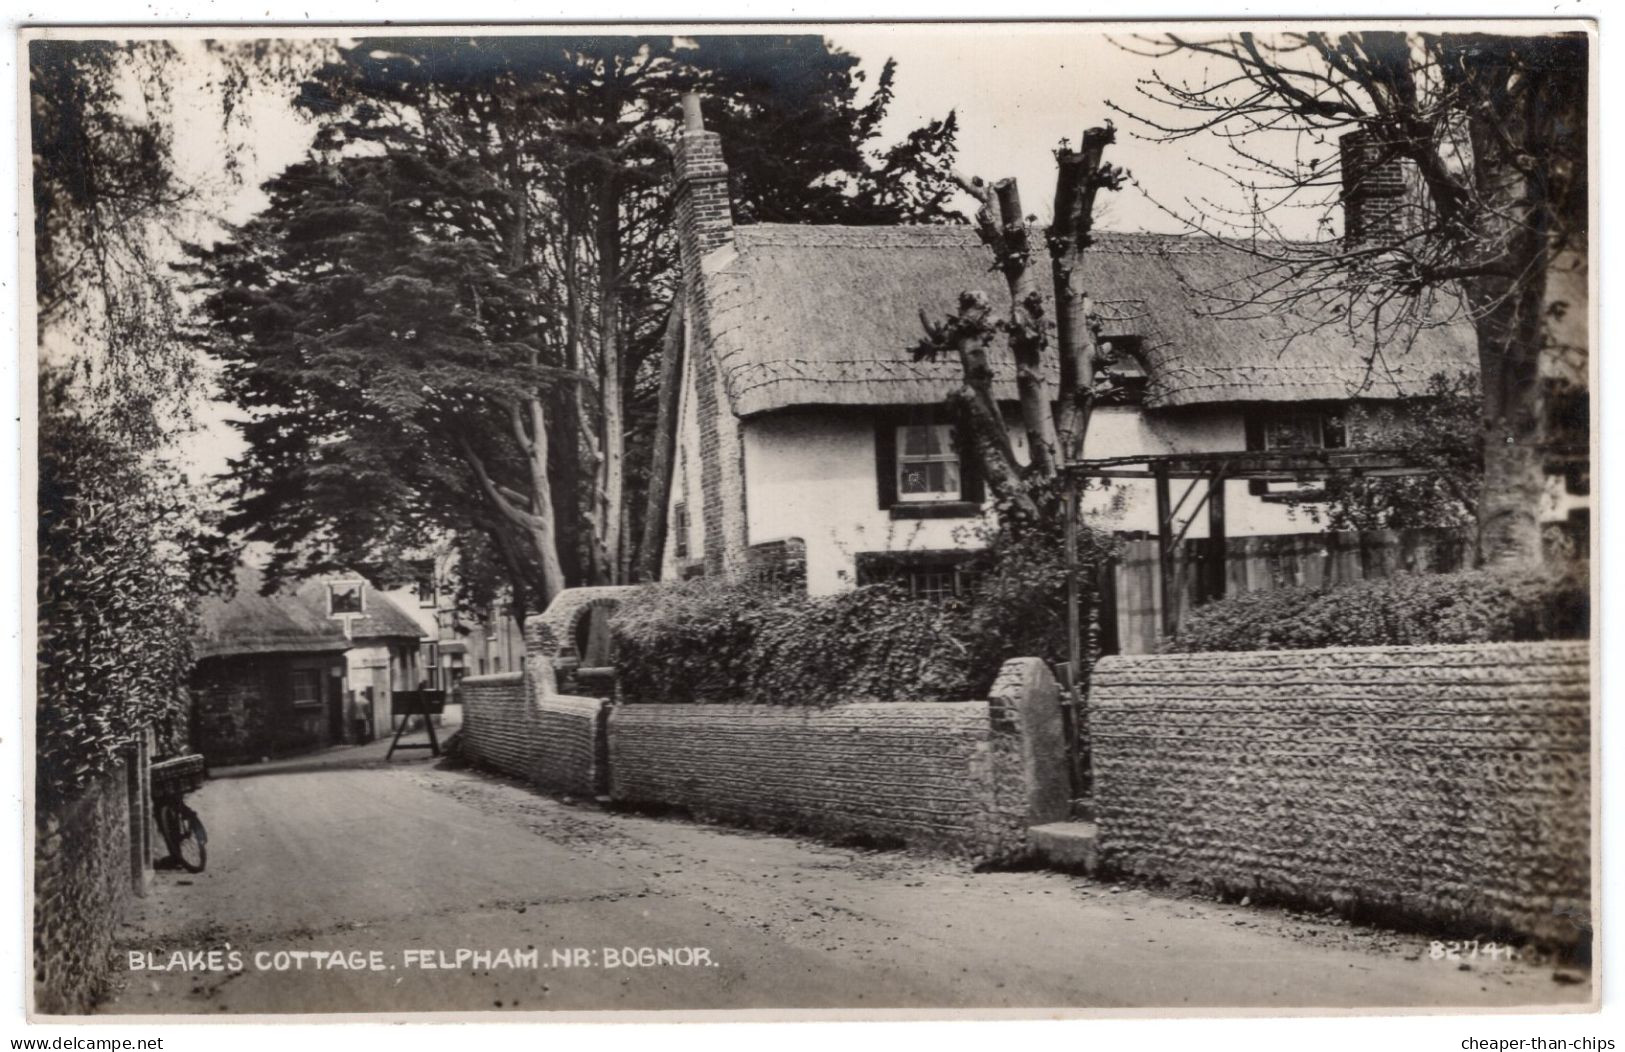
(670, 93), (747, 578)
(1339, 128), (1415, 249)
(674, 93), (735, 264)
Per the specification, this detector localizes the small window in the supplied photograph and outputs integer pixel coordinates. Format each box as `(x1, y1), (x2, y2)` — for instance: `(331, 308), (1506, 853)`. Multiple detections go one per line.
(673, 501), (689, 560)
(1246, 407), (1348, 498)
(291, 668), (323, 708)
(876, 411), (983, 515)
(855, 551), (976, 602)
(1099, 335), (1148, 405)
(413, 562), (437, 608)
(907, 568), (961, 602)
(423, 643), (440, 690)
(896, 423), (962, 502)
(1259, 410), (1346, 451)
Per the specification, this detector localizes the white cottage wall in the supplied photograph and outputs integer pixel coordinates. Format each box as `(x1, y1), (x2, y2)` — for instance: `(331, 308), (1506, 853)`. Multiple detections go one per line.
(742, 411), (998, 596)
(1080, 407), (1326, 539)
(666, 358), (1358, 595)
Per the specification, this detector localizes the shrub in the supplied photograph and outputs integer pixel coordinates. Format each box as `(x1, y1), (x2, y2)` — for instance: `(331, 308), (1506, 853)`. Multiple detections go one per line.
(957, 516), (1116, 690)
(612, 577), (977, 705)
(748, 585), (975, 704)
(1168, 567), (1589, 653)
(609, 576), (771, 704)
(36, 374), (234, 807)
(611, 514), (1118, 705)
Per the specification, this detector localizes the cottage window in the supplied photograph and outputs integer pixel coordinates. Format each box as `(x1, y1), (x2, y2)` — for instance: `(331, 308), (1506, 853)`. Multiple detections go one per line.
(1261, 412), (1345, 451)
(907, 568), (961, 602)
(875, 411), (983, 517)
(413, 562), (437, 608)
(423, 642), (439, 690)
(291, 668), (323, 708)
(897, 424), (962, 501)
(1098, 335), (1148, 405)
(1245, 407), (1348, 497)
(856, 550), (976, 602)
(673, 501), (689, 560)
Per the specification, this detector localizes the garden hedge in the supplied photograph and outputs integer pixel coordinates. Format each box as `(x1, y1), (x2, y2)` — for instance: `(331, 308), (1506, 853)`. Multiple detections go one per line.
(1168, 566), (1589, 653)
(610, 578), (978, 705)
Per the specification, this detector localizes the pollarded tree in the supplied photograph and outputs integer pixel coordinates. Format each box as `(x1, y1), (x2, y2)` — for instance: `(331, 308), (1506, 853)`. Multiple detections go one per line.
(912, 125), (1126, 527)
(1110, 29), (1588, 568)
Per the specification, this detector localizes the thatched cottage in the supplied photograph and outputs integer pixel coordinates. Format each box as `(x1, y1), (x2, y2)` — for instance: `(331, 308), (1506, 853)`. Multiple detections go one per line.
(658, 99), (1542, 600)
(192, 567), (424, 763)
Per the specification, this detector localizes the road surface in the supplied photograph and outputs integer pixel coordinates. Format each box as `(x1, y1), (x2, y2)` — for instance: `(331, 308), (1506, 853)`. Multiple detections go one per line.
(102, 749), (1591, 1017)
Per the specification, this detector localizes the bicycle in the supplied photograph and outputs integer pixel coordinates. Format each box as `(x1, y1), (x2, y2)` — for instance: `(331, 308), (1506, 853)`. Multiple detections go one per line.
(150, 753), (208, 873)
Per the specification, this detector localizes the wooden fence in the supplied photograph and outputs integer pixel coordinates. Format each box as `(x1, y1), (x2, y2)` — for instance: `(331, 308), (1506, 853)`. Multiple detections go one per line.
(1111, 527), (1476, 655)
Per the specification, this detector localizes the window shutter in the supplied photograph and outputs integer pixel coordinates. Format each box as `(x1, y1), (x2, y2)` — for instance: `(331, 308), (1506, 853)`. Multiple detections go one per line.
(957, 425), (985, 504)
(1244, 412), (1267, 495)
(875, 416), (898, 509)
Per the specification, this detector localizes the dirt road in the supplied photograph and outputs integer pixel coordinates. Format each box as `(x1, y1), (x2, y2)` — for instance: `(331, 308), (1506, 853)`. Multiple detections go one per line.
(102, 754), (1590, 1016)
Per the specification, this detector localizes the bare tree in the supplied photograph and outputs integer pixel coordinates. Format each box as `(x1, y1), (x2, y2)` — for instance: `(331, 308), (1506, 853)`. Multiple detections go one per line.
(1110, 29), (1587, 568)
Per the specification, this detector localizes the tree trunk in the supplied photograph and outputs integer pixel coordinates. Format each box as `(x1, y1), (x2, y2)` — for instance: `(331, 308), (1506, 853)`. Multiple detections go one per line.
(594, 185), (626, 584)
(1467, 283), (1548, 569)
(636, 301), (685, 582)
(549, 384), (583, 587)
(956, 173), (1059, 477)
(921, 129), (1117, 526)
(943, 291), (1037, 521)
(992, 180), (1059, 477)
(1460, 83), (1555, 570)
(523, 397), (569, 603)
(1050, 126), (1117, 464)
(503, 150), (567, 606)
(458, 435), (565, 609)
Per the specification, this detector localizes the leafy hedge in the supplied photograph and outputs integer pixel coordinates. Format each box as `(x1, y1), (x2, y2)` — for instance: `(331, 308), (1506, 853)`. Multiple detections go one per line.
(611, 578), (977, 704)
(612, 518), (1117, 705)
(1167, 567), (1589, 653)
(37, 377), (232, 807)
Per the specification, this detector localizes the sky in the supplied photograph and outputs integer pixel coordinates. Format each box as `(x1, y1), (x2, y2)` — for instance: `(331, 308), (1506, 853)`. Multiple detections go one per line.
(829, 25), (1314, 236)
(165, 26), (1331, 238)
(128, 25), (1346, 479)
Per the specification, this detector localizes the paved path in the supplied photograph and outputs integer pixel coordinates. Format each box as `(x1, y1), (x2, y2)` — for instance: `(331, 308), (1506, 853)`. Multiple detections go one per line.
(103, 756), (1590, 1017)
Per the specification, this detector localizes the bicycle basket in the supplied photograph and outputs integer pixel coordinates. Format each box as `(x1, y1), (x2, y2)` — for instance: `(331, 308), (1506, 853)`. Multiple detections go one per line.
(150, 753), (206, 794)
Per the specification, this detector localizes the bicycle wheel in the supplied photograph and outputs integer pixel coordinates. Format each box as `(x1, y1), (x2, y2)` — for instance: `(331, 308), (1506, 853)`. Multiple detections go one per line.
(171, 803), (208, 873)
(156, 801), (184, 863)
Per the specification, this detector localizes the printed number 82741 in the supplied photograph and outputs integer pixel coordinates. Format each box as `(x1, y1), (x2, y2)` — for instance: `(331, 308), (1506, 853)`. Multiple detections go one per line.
(1429, 940), (1518, 962)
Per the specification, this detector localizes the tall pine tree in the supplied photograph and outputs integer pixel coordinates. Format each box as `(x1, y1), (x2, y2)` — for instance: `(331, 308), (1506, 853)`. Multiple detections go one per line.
(190, 34), (959, 614)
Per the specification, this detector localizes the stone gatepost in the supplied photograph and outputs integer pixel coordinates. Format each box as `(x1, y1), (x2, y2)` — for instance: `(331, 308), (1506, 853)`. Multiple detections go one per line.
(985, 657), (1070, 857)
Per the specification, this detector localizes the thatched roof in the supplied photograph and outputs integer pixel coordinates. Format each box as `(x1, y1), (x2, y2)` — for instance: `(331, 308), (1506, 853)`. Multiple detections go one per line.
(195, 566), (348, 660)
(705, 224), (1482, 414)
(194, 566), (424, 661)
